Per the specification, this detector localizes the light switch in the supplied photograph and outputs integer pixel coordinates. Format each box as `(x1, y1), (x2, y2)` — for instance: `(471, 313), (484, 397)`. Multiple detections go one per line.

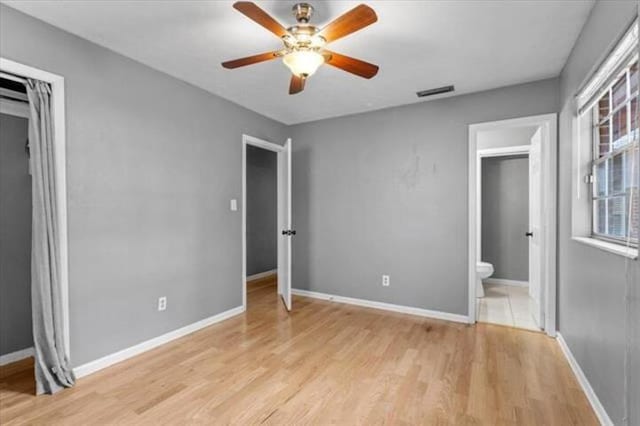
(230, 199), (238, 211)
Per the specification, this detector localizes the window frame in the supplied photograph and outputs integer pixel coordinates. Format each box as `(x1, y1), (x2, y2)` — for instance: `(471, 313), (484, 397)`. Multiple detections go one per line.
(590, 57), (639, 247)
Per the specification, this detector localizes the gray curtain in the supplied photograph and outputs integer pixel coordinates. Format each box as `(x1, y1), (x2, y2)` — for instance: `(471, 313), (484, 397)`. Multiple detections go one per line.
(26, 79), (75, 394)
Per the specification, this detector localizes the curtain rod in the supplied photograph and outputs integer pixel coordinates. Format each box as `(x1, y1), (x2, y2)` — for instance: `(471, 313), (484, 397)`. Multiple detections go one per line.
(0, 71), (27, 84)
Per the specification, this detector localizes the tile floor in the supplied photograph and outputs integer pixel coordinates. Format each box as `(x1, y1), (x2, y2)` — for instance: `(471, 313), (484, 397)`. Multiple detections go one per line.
(477, 283), (540, 331)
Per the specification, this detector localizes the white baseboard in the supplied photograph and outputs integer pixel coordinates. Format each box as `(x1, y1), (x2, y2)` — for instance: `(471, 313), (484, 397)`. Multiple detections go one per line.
(292, 289), (469, 324)
(0, 347), (34, 366)
(73, 305), (244, 379)
(556, 333), (613, 426)
(246, 269), (277, 281)
(483, 278), (528, 287)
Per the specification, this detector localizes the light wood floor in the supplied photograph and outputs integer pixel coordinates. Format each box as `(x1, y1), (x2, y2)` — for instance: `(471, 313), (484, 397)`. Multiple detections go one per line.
(1, 276), (598, 425)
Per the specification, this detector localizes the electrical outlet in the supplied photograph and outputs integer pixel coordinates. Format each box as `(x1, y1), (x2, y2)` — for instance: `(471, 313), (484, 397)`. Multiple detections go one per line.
(382, 275), (390, 287)
(158, 296), (167, 311)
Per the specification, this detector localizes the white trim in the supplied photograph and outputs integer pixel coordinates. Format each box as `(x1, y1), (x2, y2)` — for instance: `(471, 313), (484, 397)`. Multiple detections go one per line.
(292, 289), (469, 324)
(246, 269), (277, 281)
(0, 97), (30, 118)
(281, 138), (293, 311)
(0, 58), (71, 358)
(576, 19), (638, 114)
(241, 134), (284, 312)
(572, 237), (638, 259)
(73, 305), (244, 379)
(0, 59), (62, 84)
(0, 71), (27, 84)
(483, 278), (529, 287)
(243, 134), (285, 152)
(556, 333), (614, 426)
(0, 347), (34, 366)
(469, 113), (558, 336)
(477, 144), (531, 158)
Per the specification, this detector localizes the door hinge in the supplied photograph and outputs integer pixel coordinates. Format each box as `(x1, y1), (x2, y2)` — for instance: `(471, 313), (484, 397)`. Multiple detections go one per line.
(584, 174), (594, 184)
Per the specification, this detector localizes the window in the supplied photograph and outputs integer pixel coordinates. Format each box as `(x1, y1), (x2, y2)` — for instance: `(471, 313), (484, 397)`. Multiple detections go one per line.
(575, 20), (639, 252)
(591, 60), (639, 245)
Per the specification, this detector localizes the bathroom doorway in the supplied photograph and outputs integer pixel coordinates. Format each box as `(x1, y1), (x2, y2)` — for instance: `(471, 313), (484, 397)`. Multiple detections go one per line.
(478, 152), (538, 330)
(468, 114), (557, 335)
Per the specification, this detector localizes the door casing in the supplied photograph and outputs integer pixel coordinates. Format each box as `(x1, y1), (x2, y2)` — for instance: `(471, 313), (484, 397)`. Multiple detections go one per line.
(468, 113), (558, 336)
(0, 57), (71, 358)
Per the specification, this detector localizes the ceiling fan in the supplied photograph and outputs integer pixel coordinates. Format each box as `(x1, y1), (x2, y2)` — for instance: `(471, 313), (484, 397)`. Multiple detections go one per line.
(221, 2), (379, 95)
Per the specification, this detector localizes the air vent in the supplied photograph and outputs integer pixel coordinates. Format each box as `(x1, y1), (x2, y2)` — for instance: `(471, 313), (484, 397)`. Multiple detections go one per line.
(416, 85), (454, 98)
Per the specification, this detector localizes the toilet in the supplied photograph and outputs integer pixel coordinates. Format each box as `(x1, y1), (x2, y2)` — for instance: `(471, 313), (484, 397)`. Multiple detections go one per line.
(476, 261), (494, 298)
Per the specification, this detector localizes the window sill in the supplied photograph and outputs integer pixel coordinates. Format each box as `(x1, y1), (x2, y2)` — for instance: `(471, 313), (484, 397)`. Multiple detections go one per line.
(572, 237), (638, 260)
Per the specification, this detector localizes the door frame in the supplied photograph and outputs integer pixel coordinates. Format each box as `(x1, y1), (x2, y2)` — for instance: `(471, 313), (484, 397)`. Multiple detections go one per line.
(0, 58), (71, 358)
(468, 113), (558, 336)
(241, 134), (284, 311)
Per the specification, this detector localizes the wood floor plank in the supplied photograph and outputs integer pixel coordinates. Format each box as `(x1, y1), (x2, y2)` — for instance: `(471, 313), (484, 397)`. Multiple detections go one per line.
(0, 278), (598, 425)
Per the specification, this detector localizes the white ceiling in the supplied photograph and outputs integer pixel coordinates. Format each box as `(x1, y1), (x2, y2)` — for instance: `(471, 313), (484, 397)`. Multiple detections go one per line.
(3, 0), (594, 124)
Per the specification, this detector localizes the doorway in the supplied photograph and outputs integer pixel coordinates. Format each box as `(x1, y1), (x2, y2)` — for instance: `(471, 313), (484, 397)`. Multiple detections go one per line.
(241, 135), (293, 312)
(478, 151), (538, 330)
(0, 59), (70, 361)
(0, 77), (33, 366)
(468, 114), (557, 336)
(245, 144), (278, 309)
(0, 58), (72, 394)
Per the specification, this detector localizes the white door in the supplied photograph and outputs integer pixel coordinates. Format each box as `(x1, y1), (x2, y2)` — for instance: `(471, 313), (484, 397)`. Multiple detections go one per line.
(277, 138), (292, 311)
(528, 128), (544, 328)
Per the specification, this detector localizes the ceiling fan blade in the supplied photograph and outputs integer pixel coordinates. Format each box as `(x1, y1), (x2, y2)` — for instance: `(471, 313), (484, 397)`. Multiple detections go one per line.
(289, 75), (305, 95)
(319, 4), (377, 43)
(221, 51), (280, 69)
(325, 51), (379, 79)
(233, 2), (288, 38)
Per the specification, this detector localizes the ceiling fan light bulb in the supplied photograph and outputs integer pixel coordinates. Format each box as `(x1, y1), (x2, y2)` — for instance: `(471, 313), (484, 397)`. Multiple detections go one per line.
(283, 51), (324, 77)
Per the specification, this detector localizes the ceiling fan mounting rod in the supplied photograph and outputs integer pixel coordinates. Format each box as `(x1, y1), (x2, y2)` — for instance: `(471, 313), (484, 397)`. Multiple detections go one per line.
(292, 3), (314, 23)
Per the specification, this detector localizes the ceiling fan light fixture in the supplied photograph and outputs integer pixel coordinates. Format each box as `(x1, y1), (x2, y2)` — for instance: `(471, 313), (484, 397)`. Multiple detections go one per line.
(222, 2), (379, 94)
(283, 50), (324, 78)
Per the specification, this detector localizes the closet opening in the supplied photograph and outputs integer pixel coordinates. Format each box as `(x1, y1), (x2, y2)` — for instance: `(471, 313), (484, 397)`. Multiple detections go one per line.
(0, 58), (72, 395)
(0, 75), (33, 377)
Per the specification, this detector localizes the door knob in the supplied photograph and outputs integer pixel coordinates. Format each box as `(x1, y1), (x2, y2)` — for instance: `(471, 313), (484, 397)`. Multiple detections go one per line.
(526, 232), (533, 237)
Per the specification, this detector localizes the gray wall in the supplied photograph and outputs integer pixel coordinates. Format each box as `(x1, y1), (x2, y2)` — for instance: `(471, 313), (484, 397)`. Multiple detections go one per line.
(477, 126), (537, 150)
(557, 1), (640, 424)
(0, 5), (287, 366)
(0, 113), (33, 355)
(246, 145), (277, 276)
(481, 155), (529, 281)
(289, 78), (558, 315)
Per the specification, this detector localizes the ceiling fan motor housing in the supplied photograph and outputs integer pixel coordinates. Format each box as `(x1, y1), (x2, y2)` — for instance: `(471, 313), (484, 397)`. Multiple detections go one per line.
(283, 24), (324, 50)
(292, 3), (314, 23)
